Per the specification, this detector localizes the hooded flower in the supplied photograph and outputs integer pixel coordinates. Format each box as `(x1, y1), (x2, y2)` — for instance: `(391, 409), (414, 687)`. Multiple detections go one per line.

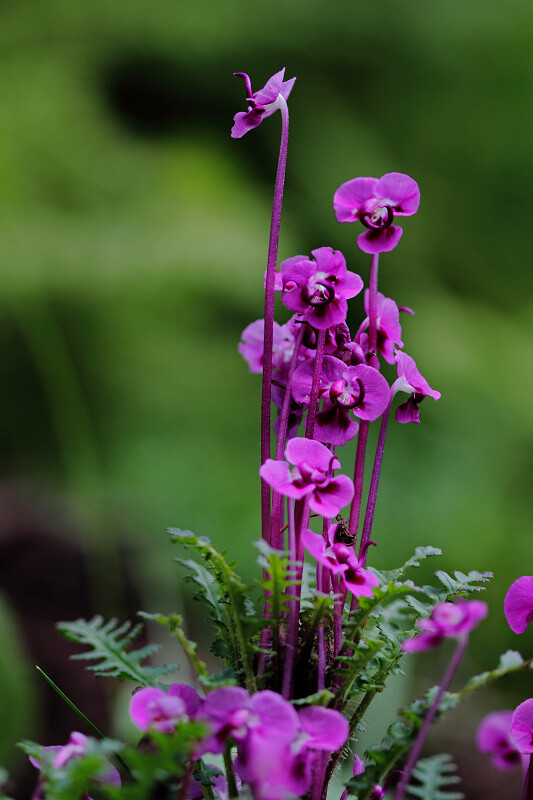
(260, 437), (354, 517)
(130, 683), (201, 733)
(476, 711), (524, 770)
(280, 247), (363, 330)
(504, 576), (533, 634)
(355, 291), (414, 365)
(402, 599), (488, 652)
(303, 526), (379, 597)
(231, 69), (295, 138)
(292, 356), (390, 446)
(392, 350), (441, 423)
(333, 172), (420, 255)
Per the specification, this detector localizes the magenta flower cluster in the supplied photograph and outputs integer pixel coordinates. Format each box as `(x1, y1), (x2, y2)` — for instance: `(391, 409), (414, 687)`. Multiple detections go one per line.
(130, 683), (348, 800)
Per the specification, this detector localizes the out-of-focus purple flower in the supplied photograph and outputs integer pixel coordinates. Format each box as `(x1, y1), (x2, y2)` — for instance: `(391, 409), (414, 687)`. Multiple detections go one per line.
(130, 684), (198, 733)
(280, 247), (363, 330)
(260, 437), (354, 517)
(392, 350), (440, 423)
(197, 686), (251, 754)
(29, 732), (121, 799)
(402, 600), (488, 653)
(356, 291), (413, 364)
(238, 319), (297, 375)
(333, 173), (420, 255)
(512, 699), (533, 754)
(231, 69), (295, 138)
(504, 576), (533, 634)
(477, 711), (524, 770)
(303, 527), (379, 598)
(292, 356), (390, 446)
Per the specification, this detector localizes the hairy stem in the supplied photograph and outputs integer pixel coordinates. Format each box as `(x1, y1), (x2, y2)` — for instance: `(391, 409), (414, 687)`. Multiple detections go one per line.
(304, 329), (327, 439)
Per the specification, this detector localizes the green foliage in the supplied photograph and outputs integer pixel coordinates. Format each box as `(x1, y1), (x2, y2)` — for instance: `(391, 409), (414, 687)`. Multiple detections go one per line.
(406, 754), (464, 800)
(169, 528), (261, 691)
(57, 616), (178, 685)
(455, 649), (531, 699)
(346, 690), (459, 799)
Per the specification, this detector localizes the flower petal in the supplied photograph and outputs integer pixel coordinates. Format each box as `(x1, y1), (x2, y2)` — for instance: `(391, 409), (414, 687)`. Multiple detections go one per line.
(504, 576), (533, 634)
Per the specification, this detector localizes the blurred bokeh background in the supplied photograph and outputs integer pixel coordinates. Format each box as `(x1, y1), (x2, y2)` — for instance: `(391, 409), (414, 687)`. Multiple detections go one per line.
(0, 0), (532, 796)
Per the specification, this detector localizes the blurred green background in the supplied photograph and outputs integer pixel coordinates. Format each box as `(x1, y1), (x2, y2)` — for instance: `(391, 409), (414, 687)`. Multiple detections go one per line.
(0, 0), (532, 796)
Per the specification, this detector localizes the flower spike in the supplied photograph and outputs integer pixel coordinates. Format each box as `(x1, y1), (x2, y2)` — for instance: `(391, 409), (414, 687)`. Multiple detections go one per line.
(231, 69), (296, 138)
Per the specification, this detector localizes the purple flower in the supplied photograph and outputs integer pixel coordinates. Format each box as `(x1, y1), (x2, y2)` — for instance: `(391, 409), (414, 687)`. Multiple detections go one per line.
(512, 700), (533, 754)
(231, 69), (295, 138)
(259, 437), (354, 517)
(333, 173), (420, 255)
(238, 319), (297, 374)
(303, 526), (379, 597)
(196, 686), (251, 754)
(477, 711), (524, 770)
(298, 705), (349, 752)
(130, 683), (201, 733)
(504, 576), (533, 634)
(292, 356), (390, 446)
(356, 291), (413, 364)
(402, 599), (488, 653)
(29, 732), (121, 798)
(392, 350), (441, 423)
(280, 247), (363, 330)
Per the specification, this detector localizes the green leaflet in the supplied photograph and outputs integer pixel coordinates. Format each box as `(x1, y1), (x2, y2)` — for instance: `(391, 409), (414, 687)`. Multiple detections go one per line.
(57, 616), (178, 685)
(169, 528), (260, 692)
(406, 754), (464, 800)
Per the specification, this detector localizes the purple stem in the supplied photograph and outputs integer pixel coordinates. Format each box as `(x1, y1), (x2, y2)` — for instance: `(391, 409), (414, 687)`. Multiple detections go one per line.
(367, 252), (379, 361)
(260, 95), (290, 545)
(317, 559), (326, 691)
(393, 635), (469, 800)
(304, 329), (326, 439)
(269, 323), (306, 548)
(521, 757), (533, 800)
(282, 498), (299, 698)
(358, 395), (392, 565)
(348, 420), (369, 545)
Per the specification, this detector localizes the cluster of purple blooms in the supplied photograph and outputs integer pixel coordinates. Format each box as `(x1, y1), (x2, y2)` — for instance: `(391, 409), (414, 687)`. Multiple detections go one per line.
(26, 68), (533, 800)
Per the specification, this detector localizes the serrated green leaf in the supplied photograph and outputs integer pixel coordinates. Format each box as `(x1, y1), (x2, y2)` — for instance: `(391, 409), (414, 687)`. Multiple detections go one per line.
(57, 616), (177, 685)
(407, 753), (464, 799)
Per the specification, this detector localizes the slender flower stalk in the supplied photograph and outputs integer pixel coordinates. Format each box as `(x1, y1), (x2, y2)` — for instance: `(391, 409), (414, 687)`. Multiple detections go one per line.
(393, 635), (469, 800)
(304, 328), (327, 439)
(283, 498), (299, 698)
(270, 323), (306, 548)
(521, 759), (533, 800)
(261, 95), (290, 544)
(367, 253), (380, 359)
(358, 395), (392, 563)
(348, 420), (369, 543)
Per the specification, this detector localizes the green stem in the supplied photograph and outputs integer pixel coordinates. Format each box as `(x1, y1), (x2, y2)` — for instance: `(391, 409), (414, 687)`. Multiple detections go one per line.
(224, 743), (239, 799)
(36, 666), (132, 778)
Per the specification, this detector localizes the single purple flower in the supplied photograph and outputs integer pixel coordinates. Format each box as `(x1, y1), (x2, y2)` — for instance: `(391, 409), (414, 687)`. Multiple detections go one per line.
(303, 527), (379, 597)
(504, 576), (533, 634)
(512, 699), (533, 754)
(392, 349), (441, 423)
(280, 247), (363, 330)
(259, 437), (354, 517)
(333, 173), (420, 255)
(238, 319), (298, 375)
(355, 291), (413, 364)
(477, 711), (524, 770)
(292, 356), (390, 446)
(231, 69), (295, 138)
(130, 686), (188, 733)
(402, 599), (488, 653)
(29, 732), (121, 798)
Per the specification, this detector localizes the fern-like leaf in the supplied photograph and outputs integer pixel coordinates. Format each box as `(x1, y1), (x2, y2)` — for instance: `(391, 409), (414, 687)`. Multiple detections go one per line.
(57, 616), (178, 685)
(406, 753), (464, 799)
